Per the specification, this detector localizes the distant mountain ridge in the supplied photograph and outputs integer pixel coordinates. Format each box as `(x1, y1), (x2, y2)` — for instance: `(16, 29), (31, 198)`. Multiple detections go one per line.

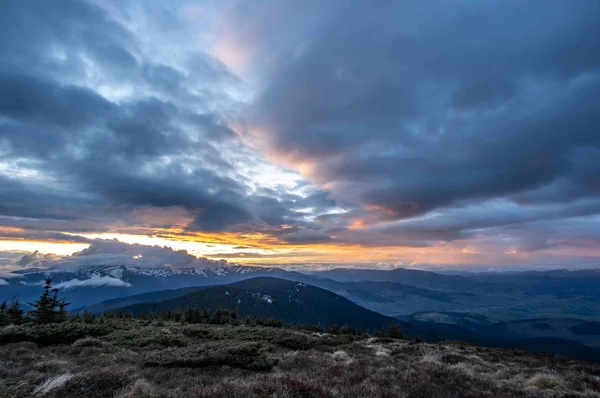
(117, 277), (402, 331)
(5, 264), (600, 322)
(314, 267), (483, 292)
(6, 264), (600, 361)
(10, 264), (282, 278)
(1, 264), (289, 308)
(75, 285), (210, 314)
(399, 313), (600, 362)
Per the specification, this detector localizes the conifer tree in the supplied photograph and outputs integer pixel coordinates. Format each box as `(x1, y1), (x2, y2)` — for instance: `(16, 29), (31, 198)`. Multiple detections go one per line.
(7, 298), (24, 324)
(386, 323), (403, 339)
(57, 298), (70, 323)
(0, 300), (9, 326)
(28, 278), (69, 323)
(212, 308), (223, 324)
(29, 278), (56, 323)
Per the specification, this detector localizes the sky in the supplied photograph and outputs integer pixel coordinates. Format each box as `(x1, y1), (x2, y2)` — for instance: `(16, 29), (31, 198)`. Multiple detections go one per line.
(1, 0), (600, 271)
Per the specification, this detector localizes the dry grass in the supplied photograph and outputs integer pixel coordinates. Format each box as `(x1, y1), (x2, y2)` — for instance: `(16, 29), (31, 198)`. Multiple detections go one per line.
(1, 320), (600, 397)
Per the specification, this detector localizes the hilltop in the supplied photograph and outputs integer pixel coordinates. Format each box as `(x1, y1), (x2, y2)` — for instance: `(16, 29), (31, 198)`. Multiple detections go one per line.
(117, 277), (402, 332)
(1, 319), (599, 397)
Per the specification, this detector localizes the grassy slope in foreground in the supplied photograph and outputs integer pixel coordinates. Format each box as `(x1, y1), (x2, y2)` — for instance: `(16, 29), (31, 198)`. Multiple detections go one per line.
(1, 320), (600, 397)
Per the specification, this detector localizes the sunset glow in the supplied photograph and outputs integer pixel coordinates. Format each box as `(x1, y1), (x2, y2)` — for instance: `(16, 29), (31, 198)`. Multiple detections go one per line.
(1, 0), (600, 272)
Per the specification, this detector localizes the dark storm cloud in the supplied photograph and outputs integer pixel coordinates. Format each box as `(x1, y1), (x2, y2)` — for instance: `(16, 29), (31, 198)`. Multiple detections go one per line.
(0, 71), (114, 131)
(2, 0), (600, 257)
(0, 230), (91, 245)
(0, 0), (137, 85)
(0, 174), (102, 221)
(245, 0), (600, 225)
(0, 0), (327, 238)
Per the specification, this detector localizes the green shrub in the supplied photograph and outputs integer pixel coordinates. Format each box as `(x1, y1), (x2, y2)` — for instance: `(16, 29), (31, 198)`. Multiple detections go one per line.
(272, 333), (317, 350)
(0, 323), (112, 346)
(141, 333), (187, 348)
(319, 333), (357, 347)
(181, 325), (218, 339)
(293, 324), (323, 333)
(144, 341), (277, 371)
(72, 337), (105, 348)
(106, 328), (188, 348)
(180, 324), (323, 350)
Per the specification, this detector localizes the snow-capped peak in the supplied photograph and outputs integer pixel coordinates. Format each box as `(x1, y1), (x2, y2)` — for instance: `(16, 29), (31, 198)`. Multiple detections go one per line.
(13, 264), (282, 280)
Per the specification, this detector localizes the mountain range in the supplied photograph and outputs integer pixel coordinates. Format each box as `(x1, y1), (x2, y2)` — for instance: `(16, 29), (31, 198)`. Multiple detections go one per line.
(1, 265), (285, 308)
(3, 264), (600, 361)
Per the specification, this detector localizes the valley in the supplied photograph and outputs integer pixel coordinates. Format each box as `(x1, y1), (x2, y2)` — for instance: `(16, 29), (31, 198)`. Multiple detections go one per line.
(3, 265), (600, 362)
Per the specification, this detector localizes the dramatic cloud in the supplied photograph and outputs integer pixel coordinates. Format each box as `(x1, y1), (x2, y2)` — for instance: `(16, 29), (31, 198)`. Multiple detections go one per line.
(243, 0), (600, 218)
(12, 239), (226, 270)
(227, 0), (600, 262)
(1, 0), (599, 268)
(0, 0), (340, 250)
(0, 279), (8, 286)
(16, 251), (62, 267)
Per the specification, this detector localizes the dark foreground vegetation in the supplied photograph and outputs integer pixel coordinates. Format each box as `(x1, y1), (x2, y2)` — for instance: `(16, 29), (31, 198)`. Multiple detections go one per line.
(1, 318), (600, 397)
(2, 279), (600, 397)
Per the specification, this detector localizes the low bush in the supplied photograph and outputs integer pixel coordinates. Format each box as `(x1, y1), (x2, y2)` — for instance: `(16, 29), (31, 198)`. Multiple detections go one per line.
(144, 341), (277, 370)
(180, 324), (221, 339)
(72, 337), (104, 348)
(527, 373), (564, 390)
(180, 324), (344, 351)
(0, 323), (112, 346)
(319, 333), (358, 347)
(271, 333), (317, 350)
(441, 353), (468, 364)
(107, 328), (188, 348)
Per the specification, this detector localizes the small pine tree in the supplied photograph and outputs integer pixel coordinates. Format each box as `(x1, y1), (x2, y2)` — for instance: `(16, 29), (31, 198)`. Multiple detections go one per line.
(83, 310), (96, 323)
(211, 308), (223, 324)
(28, 278), (56, 323)
(57, 298), (69, 323)
(7, 298), (24, 324)
(52, 288), (70, 322)
(327, 324), (340, 335)
(28, 278), (69, 323)
(386, 323), (403, 339)
(0, 300), (9, 326)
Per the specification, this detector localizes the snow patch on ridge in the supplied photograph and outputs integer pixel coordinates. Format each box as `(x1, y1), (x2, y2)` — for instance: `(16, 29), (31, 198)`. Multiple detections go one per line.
(253, 293), (274, 304)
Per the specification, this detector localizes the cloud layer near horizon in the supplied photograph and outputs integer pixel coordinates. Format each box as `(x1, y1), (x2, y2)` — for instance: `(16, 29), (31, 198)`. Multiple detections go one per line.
(53, 275), (132, 290)
(1, 0), (600, 268)
(8, 240), (225, 271)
